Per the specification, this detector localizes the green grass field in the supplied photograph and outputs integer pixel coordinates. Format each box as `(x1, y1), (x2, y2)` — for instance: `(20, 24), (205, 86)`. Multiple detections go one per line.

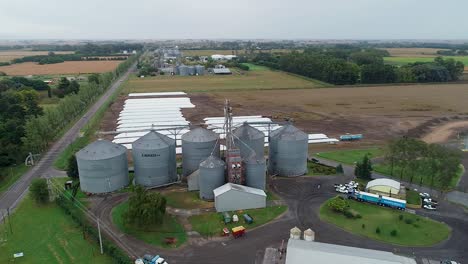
(320, 199), (450, 246)
(240, 63), (269, 71)
(384, 56), (468, 66)
(123, 68), (327, 94)
(0, 195), (113, 264)
(316, 148), (384, 165)
(112, 201), (187, 248)
(406, 189), (421, 206)
(188, 206), (287, 237)
(164, 191), (213, 209)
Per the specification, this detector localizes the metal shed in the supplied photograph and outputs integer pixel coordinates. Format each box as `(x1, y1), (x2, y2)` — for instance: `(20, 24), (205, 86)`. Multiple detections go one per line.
(76, 140), (129, 193)
(268, 124), (308, 177)
(213, 183), (266, 212)
(233, 122), (265, 160)
(182, 127), (220, 177)
(131, 130), (176, 187)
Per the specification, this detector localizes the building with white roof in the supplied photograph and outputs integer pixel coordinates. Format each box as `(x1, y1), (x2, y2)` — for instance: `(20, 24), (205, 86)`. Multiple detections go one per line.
(213, 183), (266, 212)
(366, 178), (401, 196)
(286, 239), (416, 264)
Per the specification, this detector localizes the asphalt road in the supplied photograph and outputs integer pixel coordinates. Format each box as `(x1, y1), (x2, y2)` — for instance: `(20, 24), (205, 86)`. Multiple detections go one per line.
(92, 172), (468, 263)
(0, 63), (136, 222)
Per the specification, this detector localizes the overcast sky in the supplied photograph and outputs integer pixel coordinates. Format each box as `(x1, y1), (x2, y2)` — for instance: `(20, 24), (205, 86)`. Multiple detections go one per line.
(0, 0), (466, 40)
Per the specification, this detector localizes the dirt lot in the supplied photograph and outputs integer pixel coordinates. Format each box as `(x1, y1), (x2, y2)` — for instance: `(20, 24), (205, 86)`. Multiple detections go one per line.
(383, 48), (446, 57)
(0, 61), (122, 75)
(422, 120), (468, 143)
(182, 83), (468, 144)
(0, 50), (73, 62)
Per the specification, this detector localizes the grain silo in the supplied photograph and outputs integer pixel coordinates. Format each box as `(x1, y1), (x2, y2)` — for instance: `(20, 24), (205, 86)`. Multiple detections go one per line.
(199, 155), (225, 200)
(182, 127), (220, 177)
(195, 65), (205, 75)
(132, 130), (176, 187)
(244, 155), (266, 190)
(188, 66), (196, 75)
(268, 124), (308, 176)
(76, 140), (129, 193)
(178, 65), (189, 76)
(233, 122), (265, 160)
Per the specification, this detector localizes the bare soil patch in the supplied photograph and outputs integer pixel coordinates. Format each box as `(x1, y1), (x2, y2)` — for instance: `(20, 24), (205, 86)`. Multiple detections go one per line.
(422, 120), (468, 143)
(0, 61), (122, 75)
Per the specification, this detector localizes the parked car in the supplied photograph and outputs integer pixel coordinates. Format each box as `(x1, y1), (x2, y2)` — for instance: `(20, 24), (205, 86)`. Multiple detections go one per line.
(336, 187), (348, 193)
(419, 192), (430, 198)
(440, 260), (460, 264)
(423, 204), (437, 210)
(423, 198), (438, 205)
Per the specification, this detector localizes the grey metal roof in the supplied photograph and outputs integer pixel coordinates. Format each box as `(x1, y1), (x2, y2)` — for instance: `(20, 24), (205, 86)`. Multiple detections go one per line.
(76, 139), (127, 160)
(132, 130), (173, 150)
(233, 122), (264, 140)
(270, 124), (308, 141)
(213, 183), (266, 197)
(199, 155), (225, 169)
(213, 68), (231, 74)
(286, 239), (416, 264)
(182, 127), (219, 142)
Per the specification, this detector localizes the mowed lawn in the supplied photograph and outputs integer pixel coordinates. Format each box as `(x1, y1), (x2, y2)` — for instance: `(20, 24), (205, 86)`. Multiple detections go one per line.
(112, 201), (187, 248)
(316, 148), (384, 165)
(164, 191), (214, 209)
(320, 199), (450, 246)
(0, 195), (113, 264)
(123, 68), (326, 93)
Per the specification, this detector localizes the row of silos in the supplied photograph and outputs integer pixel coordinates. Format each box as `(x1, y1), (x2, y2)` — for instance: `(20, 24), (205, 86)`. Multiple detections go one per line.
(177, 65), (205, 76)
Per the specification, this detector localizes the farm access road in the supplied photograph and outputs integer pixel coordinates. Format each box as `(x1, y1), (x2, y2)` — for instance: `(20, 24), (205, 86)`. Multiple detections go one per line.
(0, 63), (137, 222)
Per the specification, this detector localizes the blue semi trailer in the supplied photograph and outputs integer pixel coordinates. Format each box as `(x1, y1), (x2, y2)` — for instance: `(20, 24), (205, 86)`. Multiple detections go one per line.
(348, 190), (406, 210)
(340, 134), (363, 141)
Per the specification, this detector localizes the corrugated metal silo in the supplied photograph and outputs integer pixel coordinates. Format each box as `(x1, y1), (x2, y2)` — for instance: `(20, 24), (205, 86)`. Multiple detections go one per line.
(188, 66), (196, 75)
(195, 65), (205, 75)
(182, 127), (220, 177)
(132, 130), (176, 187)
(178, 65), (189, 76)
(268, 124), (308, 176)
(76, 140), (129, 193)
(233, 122), (265, 160)
(199, 155), (225, 200)
(245, 155), (266, 190)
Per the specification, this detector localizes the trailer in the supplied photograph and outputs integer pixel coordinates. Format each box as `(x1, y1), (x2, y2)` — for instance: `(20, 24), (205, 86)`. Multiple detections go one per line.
(243, 214), (253, 224)
(232, 226), (246, 238)
(348, 190), (406, 210)
(222, 212), (231, 224)
(339, 134), (363, 141)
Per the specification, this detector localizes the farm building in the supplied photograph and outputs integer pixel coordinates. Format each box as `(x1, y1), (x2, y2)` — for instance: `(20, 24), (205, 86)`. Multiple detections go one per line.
(365, 178), (401, 196)
(213, 68), (232, 75)
(211, 54), (237, 61)
(213, 183), (266, 212)
(285, 239), (416, 264)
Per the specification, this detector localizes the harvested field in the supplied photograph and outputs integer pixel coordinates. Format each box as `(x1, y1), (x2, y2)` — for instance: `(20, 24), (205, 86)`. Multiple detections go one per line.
(0, 50), (73, 62)
(181, 49), (295, 56)
(422, 120), (468, 143)
(0, 60), (122, 75)
(383, 48), (446, 57)
(123, 69), (327, 93)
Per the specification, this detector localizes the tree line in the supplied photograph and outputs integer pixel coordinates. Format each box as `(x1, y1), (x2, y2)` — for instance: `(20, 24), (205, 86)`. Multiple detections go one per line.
(252, 48), (464, 85)
(10, 52), (128, 65)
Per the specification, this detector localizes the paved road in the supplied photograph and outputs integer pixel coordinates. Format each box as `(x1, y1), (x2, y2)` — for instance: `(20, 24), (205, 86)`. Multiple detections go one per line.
(0, 63), (136, 221)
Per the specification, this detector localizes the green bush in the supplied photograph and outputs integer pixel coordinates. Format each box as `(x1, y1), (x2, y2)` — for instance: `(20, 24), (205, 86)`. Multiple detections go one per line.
(399, 214), (404, 221)
(376, 227), (381, 234)
(390, 229), (398, 236)
(327, 196), (349, 213)
(343, 208), (361, 219)
(30, 178), (49, 203)
(405, 218), (414, 225)
(309, 162), (337, 175)
(361, 224), (365, 229)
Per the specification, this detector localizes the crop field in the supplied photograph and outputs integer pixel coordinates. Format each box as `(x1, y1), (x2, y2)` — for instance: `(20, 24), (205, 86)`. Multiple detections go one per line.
(384, 56), (468, 66)
(181, 49), (295, 56)
(0, 50), (74, 62)
(123, 68), (327, 93)
(0, 61), (122, 75)
(383, 48), (446, 57)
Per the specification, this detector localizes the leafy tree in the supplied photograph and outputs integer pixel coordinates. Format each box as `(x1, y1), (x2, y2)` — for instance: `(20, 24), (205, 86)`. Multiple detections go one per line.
(336, 164), (344, 174)
(30, 178), (49, 203)
(327, 196), (348, 213)
(65, 80), (80, 95)
(67, 154), (79, 179)
(350, 51), (384, 66)
(123, 185), (166, 227)
(57, 77), (71, 90)
(361, 63), (397, 83)
(355, 155), (373, 179)
(88, 73), (100, 84)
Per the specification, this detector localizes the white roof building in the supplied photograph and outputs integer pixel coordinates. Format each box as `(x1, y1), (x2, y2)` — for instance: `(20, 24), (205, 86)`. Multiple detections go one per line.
(214, 183), (266, 212)
(366, 178), (401, 196)
(286, 239), (417, 264)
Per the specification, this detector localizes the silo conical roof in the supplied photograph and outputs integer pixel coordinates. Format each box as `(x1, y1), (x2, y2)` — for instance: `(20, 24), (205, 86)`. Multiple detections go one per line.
(132, 130), (173, 150)
(76, 139), (127, 160)
(200, 155), (225, 169)
(270, 124), (308, 141)
(233, 122), (264, 140)
(182, 127), (218, 143)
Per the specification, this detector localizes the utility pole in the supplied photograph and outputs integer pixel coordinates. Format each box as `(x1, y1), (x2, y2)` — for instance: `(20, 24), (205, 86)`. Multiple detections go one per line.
(97, 218), (103, 254)
(7, 208), (12, 234)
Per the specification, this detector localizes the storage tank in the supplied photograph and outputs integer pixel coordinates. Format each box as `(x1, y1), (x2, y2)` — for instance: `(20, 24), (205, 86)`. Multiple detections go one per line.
(290, 226), (301, 240)
(182, 127), (220, 177)
(244, 155), (266, 190)
(268, 124), (308, 176)
(76, 140), (129, 193)
(188, 66), (196, 75)
(198, 155), (225, 200)
(195, 65), (205, 75)
(233, 122), (264, 160)
(132, 130), (176, 187)
(178, 65), (189, 76)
